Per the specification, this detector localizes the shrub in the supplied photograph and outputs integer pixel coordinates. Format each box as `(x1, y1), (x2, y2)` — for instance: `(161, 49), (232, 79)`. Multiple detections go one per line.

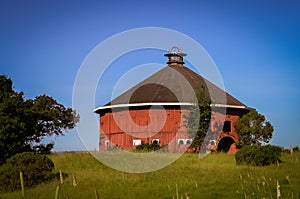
(235, 145), (282, 166)
(0, 152), (55, 192)
(293, 146), (300, 152)
(135, 141), (161, 152)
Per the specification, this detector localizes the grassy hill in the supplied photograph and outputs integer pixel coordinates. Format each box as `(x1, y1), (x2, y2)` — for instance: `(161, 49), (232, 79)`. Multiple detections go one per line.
(1, 152), (299, 199)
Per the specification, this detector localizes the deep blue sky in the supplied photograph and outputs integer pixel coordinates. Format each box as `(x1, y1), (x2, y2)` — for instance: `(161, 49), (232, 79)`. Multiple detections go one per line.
(1, 0), (299, 151)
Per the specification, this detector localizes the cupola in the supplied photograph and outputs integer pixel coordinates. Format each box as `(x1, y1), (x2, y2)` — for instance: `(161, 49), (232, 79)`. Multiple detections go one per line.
(164, 46), (187, 65)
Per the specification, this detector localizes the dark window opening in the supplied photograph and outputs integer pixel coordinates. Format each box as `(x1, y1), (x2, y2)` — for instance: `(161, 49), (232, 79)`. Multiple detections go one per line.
(223, 121), (231, 132)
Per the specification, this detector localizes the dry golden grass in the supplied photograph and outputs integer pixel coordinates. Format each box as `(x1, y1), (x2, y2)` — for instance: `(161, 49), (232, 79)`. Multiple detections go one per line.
(1, 152), (299, 199)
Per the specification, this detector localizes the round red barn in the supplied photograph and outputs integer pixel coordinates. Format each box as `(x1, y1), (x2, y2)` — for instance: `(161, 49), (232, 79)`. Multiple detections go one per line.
(94, 47), (252, 153)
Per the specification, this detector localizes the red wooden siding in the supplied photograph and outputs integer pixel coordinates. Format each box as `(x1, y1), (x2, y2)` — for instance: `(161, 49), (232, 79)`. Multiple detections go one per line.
(99, 107), (245, 152)
(100, 108), (190, 151)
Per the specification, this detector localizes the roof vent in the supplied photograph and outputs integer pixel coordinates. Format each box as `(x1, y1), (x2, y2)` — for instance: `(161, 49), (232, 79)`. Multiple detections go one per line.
(164, 46), (187, 65)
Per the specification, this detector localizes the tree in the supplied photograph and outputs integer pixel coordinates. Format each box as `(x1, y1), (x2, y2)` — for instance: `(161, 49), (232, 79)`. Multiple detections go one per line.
(234, 109), (274, 147)
(0, 74), (79, 164)
(184, 87), (211, 149)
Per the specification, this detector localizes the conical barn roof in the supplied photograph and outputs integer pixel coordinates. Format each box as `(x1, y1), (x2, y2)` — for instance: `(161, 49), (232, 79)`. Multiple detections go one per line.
(94, 64), (247, 113)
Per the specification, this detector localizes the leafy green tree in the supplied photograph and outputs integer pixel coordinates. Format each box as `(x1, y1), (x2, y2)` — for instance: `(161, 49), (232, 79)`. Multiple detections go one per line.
(0, 74), (79, 164)
(184, 88), (211, 149)
(234, 109), (273, 147)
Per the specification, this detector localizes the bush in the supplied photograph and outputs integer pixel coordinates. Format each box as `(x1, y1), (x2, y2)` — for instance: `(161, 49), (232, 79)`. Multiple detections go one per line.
(235, 145), (282, 166)
(0, 152), (55, 192)
(293, 146), (300, 152)
(135, 141), (161, 152)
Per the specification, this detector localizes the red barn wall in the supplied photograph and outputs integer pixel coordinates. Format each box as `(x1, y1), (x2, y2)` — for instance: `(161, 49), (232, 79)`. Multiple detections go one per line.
(99, 107), (247, 152)
(100, 108), (190, 151)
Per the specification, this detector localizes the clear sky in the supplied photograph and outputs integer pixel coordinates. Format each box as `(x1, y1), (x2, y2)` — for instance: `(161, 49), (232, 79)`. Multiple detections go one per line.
(1, 0), (299, 151)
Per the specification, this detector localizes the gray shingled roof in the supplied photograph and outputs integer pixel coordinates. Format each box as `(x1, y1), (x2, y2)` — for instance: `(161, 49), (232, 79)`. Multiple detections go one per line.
(96, 64), (246, 110)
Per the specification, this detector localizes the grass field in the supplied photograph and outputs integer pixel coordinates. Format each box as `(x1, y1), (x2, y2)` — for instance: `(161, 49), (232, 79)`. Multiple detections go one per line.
(1, 152), (299, 199)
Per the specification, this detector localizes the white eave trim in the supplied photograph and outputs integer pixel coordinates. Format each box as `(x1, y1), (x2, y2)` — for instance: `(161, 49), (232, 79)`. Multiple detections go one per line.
(212, 104), (247, 109)
(93, 102), (193, 112)
(93, 102), (248, 112)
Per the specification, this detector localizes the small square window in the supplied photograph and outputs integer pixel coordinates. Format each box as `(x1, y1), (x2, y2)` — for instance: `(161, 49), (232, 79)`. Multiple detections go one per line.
(152, 139), (159, 144)
(104, 140), (110, 146)
(133, 139), (141, 146)
(178, 139), (184, 145)
(186, 139), (192, 145)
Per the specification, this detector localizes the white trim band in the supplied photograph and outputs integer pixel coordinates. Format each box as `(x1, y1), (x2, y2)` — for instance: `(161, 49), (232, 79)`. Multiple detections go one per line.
(93, 102), (193, 112)
(212, 104), (247, 109)
(93, 102), (248, 112)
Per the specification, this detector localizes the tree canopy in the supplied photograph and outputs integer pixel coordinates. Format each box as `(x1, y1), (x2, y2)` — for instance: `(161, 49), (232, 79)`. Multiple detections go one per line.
(184, 88), (211, 149)
(234, 109), (274, 147)
(0, 74), (79, 164)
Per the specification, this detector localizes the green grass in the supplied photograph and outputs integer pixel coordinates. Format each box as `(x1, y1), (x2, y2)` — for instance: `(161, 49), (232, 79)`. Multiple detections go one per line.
(1, 152), (299, 199)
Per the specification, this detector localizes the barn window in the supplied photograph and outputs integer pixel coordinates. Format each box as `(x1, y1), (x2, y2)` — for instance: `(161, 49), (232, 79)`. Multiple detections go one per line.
(178, 139), (192, 145)
(178, 139), (184, 145)
(210, 140), (216, 146)
(223, 121), (231, 132)
(104, 140), (110, 146)
(186, 139), (192, 145)
(152, 139), (159, 144)
(133, 139), (141, 146)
